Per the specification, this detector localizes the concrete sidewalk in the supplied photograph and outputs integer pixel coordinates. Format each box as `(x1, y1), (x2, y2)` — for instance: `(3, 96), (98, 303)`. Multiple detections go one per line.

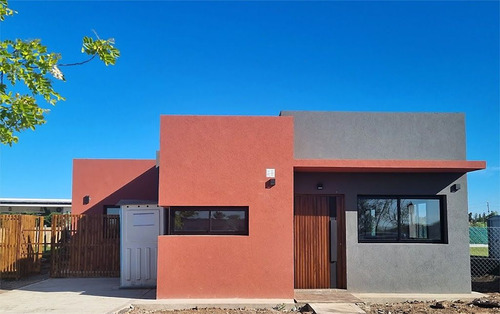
(0, 278), (154, 314)
(0, 278), (294, 314)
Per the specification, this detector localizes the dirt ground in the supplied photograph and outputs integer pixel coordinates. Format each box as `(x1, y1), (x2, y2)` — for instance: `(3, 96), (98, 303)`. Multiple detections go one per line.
(125, 295), (500, 314)
(358, 293), (500, 314)
(125, 307), (309, 314)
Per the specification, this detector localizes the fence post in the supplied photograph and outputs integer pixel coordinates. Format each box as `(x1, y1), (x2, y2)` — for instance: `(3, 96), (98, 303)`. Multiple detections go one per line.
(51, 215), (56, 277)
(15, 216), (22, 279)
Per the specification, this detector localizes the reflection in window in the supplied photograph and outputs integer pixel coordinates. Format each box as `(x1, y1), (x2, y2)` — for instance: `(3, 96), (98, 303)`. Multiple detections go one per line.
(174, 210), (209, 232)
(358, 196), (444, 243)
(210, 210), (246, 232)
(171, 207), (248, 235)
(400, 199), (442, 241)
(358, 198), (398, 241)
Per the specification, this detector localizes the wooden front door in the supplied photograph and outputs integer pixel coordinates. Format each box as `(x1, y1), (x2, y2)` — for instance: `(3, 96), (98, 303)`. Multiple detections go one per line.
(294, 195), (346, 289)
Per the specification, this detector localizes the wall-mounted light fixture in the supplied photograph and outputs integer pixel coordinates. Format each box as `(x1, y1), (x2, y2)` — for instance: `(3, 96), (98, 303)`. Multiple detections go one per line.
(451, 184), (461, 193)
(265, 179), (276, 189)
(83, 195), (91, 205)
(317, 183), (324, 190)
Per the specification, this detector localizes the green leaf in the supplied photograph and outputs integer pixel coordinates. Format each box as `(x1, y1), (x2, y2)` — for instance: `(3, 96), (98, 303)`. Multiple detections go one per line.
(0, 1), (118, 145)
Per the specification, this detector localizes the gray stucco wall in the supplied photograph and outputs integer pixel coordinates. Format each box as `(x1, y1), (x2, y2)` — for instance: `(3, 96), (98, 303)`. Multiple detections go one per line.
(295, 172), (471, 293)
(280, 111), (466, 160)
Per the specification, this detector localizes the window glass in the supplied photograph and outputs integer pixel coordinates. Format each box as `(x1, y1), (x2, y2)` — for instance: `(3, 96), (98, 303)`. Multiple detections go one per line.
(400, 199), (442, 241)
(358, 198), (398, 241)
(358, 196), (444, 243)
(210, 210), (246, 232)
(173, 210), (209, 232)
(170, 207), (248, 235)
(106, 206), (120, 215)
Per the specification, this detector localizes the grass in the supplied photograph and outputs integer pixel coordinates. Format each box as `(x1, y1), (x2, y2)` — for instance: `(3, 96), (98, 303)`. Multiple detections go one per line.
(470, 246), (489, 257)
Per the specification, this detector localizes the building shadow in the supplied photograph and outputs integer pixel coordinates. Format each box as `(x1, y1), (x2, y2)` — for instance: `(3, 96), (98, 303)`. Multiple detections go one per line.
(81, 166), (159, 215)
(14, 277), (156, 299)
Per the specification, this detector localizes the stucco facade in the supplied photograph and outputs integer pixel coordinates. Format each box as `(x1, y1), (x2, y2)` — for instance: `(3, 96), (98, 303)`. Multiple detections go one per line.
(72, 159), (158, 215)
(72, 111), (485, 298)
(157, 115), (295, 298)
(283, 111), (473, 293)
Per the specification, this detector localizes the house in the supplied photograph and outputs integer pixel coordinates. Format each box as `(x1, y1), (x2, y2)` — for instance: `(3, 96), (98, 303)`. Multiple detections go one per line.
(71, 111), (485, 299)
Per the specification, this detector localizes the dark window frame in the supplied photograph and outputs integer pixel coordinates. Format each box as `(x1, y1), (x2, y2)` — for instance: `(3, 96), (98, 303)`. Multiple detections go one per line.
(169, 206), (249, 236)
(357, 195), (447, 244)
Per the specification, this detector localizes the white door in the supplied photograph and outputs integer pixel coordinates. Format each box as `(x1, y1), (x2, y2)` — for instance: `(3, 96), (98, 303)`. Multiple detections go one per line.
(120, 205), (164, 288)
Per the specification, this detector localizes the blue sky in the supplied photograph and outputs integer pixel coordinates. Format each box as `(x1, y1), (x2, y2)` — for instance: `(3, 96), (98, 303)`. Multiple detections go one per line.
(0, 1), (498, 215)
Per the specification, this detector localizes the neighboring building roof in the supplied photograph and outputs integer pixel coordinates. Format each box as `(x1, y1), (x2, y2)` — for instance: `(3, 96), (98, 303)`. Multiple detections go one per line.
(0, 198), (71, 208)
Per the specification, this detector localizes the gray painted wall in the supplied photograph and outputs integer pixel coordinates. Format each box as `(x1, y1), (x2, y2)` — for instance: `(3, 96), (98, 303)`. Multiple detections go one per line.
(281, 111), (466, 160)
(295, 172), (471, 293)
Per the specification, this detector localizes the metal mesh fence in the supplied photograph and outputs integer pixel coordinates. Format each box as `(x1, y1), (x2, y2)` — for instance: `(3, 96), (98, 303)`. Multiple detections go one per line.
(470, 226), (500, 292)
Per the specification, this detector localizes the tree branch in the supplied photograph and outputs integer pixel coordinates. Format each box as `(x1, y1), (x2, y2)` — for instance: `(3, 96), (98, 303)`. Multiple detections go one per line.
(58, 54), (96, 67)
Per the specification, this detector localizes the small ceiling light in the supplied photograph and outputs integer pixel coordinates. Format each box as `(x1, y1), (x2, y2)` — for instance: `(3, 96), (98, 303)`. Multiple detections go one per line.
(317, 183), (324, 190)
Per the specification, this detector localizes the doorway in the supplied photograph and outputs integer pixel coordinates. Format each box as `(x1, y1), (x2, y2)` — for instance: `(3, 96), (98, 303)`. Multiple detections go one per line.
(120, 204), (164, 288)
(294, 194), (346, 289)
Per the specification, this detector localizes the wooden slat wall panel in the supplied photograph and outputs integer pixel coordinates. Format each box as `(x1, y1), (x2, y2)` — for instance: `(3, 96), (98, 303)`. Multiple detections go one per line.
(0, 215), (44, 279)
(51, 214), (120, 278)
(294, 195), (330, 289)
(19, 215), (44, 276)
(0, 215), (20, 279)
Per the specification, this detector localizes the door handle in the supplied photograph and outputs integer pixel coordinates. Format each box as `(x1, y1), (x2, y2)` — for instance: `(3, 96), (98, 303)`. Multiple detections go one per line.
(330, 219), (337, 263)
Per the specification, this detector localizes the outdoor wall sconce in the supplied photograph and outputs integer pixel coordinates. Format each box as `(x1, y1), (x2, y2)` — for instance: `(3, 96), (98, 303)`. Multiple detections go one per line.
(451, 184), (461, 193)
(83, 195), (91, 205)
(265, 179), (276, 189)
(317, 183), (324, 190)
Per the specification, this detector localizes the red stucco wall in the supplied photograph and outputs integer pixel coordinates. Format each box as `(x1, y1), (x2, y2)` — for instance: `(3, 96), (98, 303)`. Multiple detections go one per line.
(72, 159), (158, 215)
(157, 115), (295, 299)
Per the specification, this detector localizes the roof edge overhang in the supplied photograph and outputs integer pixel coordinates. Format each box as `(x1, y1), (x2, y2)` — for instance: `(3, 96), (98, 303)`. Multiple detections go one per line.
(294, 159), (486, 173)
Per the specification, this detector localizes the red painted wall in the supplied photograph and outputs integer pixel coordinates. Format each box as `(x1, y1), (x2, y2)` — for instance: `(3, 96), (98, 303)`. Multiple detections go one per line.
(72, 159), (158, 215)
(157, 115), (295, 299)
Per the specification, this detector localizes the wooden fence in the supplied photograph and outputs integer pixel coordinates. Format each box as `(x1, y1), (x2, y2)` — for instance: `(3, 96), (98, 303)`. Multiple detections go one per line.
(0, 215), (44, 279)
(51, 214), (120, 277)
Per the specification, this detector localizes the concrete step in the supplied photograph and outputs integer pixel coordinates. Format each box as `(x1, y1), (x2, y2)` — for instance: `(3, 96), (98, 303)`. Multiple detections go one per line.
(308, 302), (365, 314)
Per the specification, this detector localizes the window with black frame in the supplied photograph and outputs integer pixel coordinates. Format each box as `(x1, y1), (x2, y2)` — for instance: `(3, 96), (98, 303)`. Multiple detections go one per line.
(170, 206), (248, 235)
(358, 196), (445, 243)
